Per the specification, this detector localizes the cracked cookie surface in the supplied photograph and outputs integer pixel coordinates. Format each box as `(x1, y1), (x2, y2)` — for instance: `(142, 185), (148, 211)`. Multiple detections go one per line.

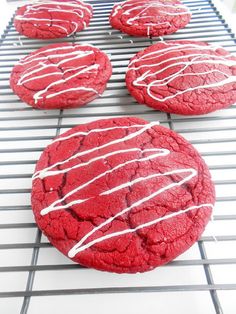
(14, 0), (92, 39)
(126, 40), (236, 115)
(31, 117), (215, 273)
(109, 0), (191, 37)
(10, 43), (112, 109)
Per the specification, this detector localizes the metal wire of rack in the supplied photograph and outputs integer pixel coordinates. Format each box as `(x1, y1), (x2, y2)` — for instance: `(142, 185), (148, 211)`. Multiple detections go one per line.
(0, 0), (236, 313)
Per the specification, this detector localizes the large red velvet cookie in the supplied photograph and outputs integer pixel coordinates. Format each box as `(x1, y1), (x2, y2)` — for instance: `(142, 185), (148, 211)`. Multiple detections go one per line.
(14, 0), (92, 39)
(10, 43), (112, 110)
(126, 40), (236, 115)
(109, 0), (191, 37)
(31, 117), (215, 273)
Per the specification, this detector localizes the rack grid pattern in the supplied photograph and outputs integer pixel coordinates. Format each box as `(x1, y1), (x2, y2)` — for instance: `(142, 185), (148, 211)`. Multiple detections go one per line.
(0, 1), (236, 313)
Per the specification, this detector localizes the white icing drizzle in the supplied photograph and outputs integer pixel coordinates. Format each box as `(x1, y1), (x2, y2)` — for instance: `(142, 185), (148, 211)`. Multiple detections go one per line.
(15, 0), (92, 36)
(35, 148), (167, 180)
(33, 64), (99, 103)
(53, 122), (159, 143)
(16, 46), (100, 103)
(30, 7), (84, 18)
(128, 43), (221, 66)
(30, 1), (92, 12)
(41, 86), (100, 101)
(40, 147), (171, 215)
(111, 0), (190, 29)
(128, 42), (236, 102)
(18, 36), (23, 46)
(34, 121), (213, 256)
(68, 203), (214, 257)
(18, 46), (93, 65)
(33, 122), (160, 180)
(111, 3), (123, 17)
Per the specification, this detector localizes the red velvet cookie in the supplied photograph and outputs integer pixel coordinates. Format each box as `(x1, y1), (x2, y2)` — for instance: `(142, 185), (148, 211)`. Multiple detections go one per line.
(109, 0), (191, 37)
(14, 0), (93, 39)
(31, 117), (215, 273)
(126, 40), (236, 115)
(10, 43), (112, 109)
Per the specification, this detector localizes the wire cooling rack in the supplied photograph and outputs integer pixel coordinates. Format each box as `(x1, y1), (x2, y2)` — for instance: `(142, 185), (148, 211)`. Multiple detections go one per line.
(0, 0), (236, 313)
